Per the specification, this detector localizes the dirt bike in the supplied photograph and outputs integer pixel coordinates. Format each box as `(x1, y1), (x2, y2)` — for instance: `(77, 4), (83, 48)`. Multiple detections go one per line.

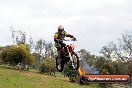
(56, 39), (79, 72)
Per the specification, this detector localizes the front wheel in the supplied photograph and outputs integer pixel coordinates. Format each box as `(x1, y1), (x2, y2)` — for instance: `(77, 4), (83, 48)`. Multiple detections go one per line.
(71, 52), (79, 70)
(56, 56), (64, 72)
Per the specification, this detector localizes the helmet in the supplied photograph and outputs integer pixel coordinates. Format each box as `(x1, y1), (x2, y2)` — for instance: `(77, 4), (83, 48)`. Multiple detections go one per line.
(58, 25), (64, 33)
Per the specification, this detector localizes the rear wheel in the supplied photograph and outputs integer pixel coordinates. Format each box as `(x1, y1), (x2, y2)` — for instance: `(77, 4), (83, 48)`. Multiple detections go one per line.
(56, 56), (64, 72)
(71, 52), (79, 70)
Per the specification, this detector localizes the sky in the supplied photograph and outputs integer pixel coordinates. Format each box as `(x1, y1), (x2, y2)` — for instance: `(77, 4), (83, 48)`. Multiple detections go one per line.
(0, 0), (132, 55)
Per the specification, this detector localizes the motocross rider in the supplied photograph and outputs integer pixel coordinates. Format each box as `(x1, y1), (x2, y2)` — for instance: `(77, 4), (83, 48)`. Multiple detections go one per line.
(54, 25), (76, 60)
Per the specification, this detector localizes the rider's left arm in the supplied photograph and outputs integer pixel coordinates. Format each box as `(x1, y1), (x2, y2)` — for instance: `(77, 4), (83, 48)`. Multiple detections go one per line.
(65, 32), (75, 38)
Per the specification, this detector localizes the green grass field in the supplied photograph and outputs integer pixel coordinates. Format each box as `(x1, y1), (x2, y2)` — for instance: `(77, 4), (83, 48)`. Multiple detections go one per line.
(0, 65), (99, 88)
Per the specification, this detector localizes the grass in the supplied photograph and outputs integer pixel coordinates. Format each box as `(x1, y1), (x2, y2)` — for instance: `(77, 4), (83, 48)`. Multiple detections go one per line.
(0, 65), (99, 88)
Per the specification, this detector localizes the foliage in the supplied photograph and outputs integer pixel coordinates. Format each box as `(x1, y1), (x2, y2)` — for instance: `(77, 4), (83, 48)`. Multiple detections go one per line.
(35, 39), (56, 58)
(11, 28), (26, 44)
(77, 48), (128, 75)
(76, 31), (132, 76)
(32, 53), (41, 69)
(95, 56), (114, 74)
(28, 36), (34, 52)
(63, 63), (78, 82)
(100, 31), (132, 76)
(34, 39), (56, 69)
(0, 47), (3, 64)
(1, 44), (35, 66)
(77, 49), (97, 66)
(100, 46), (113, 59)
(0, 58), (3, 65)
(40, 58), (56, 74)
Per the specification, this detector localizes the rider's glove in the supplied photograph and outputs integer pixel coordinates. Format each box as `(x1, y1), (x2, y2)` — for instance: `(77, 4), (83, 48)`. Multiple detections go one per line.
(72, 38), (76, 41)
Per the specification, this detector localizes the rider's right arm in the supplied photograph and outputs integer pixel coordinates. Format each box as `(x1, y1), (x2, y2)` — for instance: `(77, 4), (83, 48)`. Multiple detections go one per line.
(54, 33), (58, 39)
(54, 33), (62, 43)
(54, 33), (58, 42)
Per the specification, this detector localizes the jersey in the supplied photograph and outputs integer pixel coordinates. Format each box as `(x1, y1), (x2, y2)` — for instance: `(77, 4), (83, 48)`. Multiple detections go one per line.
(54, 31), (74, 48)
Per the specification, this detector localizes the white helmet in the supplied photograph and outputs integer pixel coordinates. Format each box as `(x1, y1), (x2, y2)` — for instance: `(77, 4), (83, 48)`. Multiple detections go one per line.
(58, 25), (64, 32)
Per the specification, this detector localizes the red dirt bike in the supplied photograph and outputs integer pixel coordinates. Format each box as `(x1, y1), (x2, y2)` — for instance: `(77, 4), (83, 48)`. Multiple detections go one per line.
(56, 39), (79, 72)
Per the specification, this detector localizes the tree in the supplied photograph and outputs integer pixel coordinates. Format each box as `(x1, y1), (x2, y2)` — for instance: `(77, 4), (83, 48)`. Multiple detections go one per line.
(34, 39), (56, 68)
(108, 32), (132, 62)
(1, 44), (35, 66)
(77, 49), (97, 66)
(112, 60), (128, 74)
(35, 39), (44, 55)
(100, 46), (113, 60)
(100, 31), (132, 76)
(34, 39), (45, 66)
(11, 27), (26, 45)
(43, 41), (56, 58)
(0, 46), (3, 64)
(28, 36), (35, 52)
(32, 53), (41, 69)
(40, 57), (56, 75)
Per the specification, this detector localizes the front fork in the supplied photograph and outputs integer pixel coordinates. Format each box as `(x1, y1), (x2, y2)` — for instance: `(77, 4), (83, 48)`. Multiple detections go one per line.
(67, 47), (76, 69)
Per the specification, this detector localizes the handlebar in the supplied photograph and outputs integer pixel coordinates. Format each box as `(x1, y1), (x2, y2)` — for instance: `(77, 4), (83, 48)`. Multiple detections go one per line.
(57, 38), (77, 43)
(63, 39), (77, 41)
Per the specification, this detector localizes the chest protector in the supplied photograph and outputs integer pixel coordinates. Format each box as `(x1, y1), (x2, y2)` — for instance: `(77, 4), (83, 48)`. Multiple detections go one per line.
(57, 32), (66, 40)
